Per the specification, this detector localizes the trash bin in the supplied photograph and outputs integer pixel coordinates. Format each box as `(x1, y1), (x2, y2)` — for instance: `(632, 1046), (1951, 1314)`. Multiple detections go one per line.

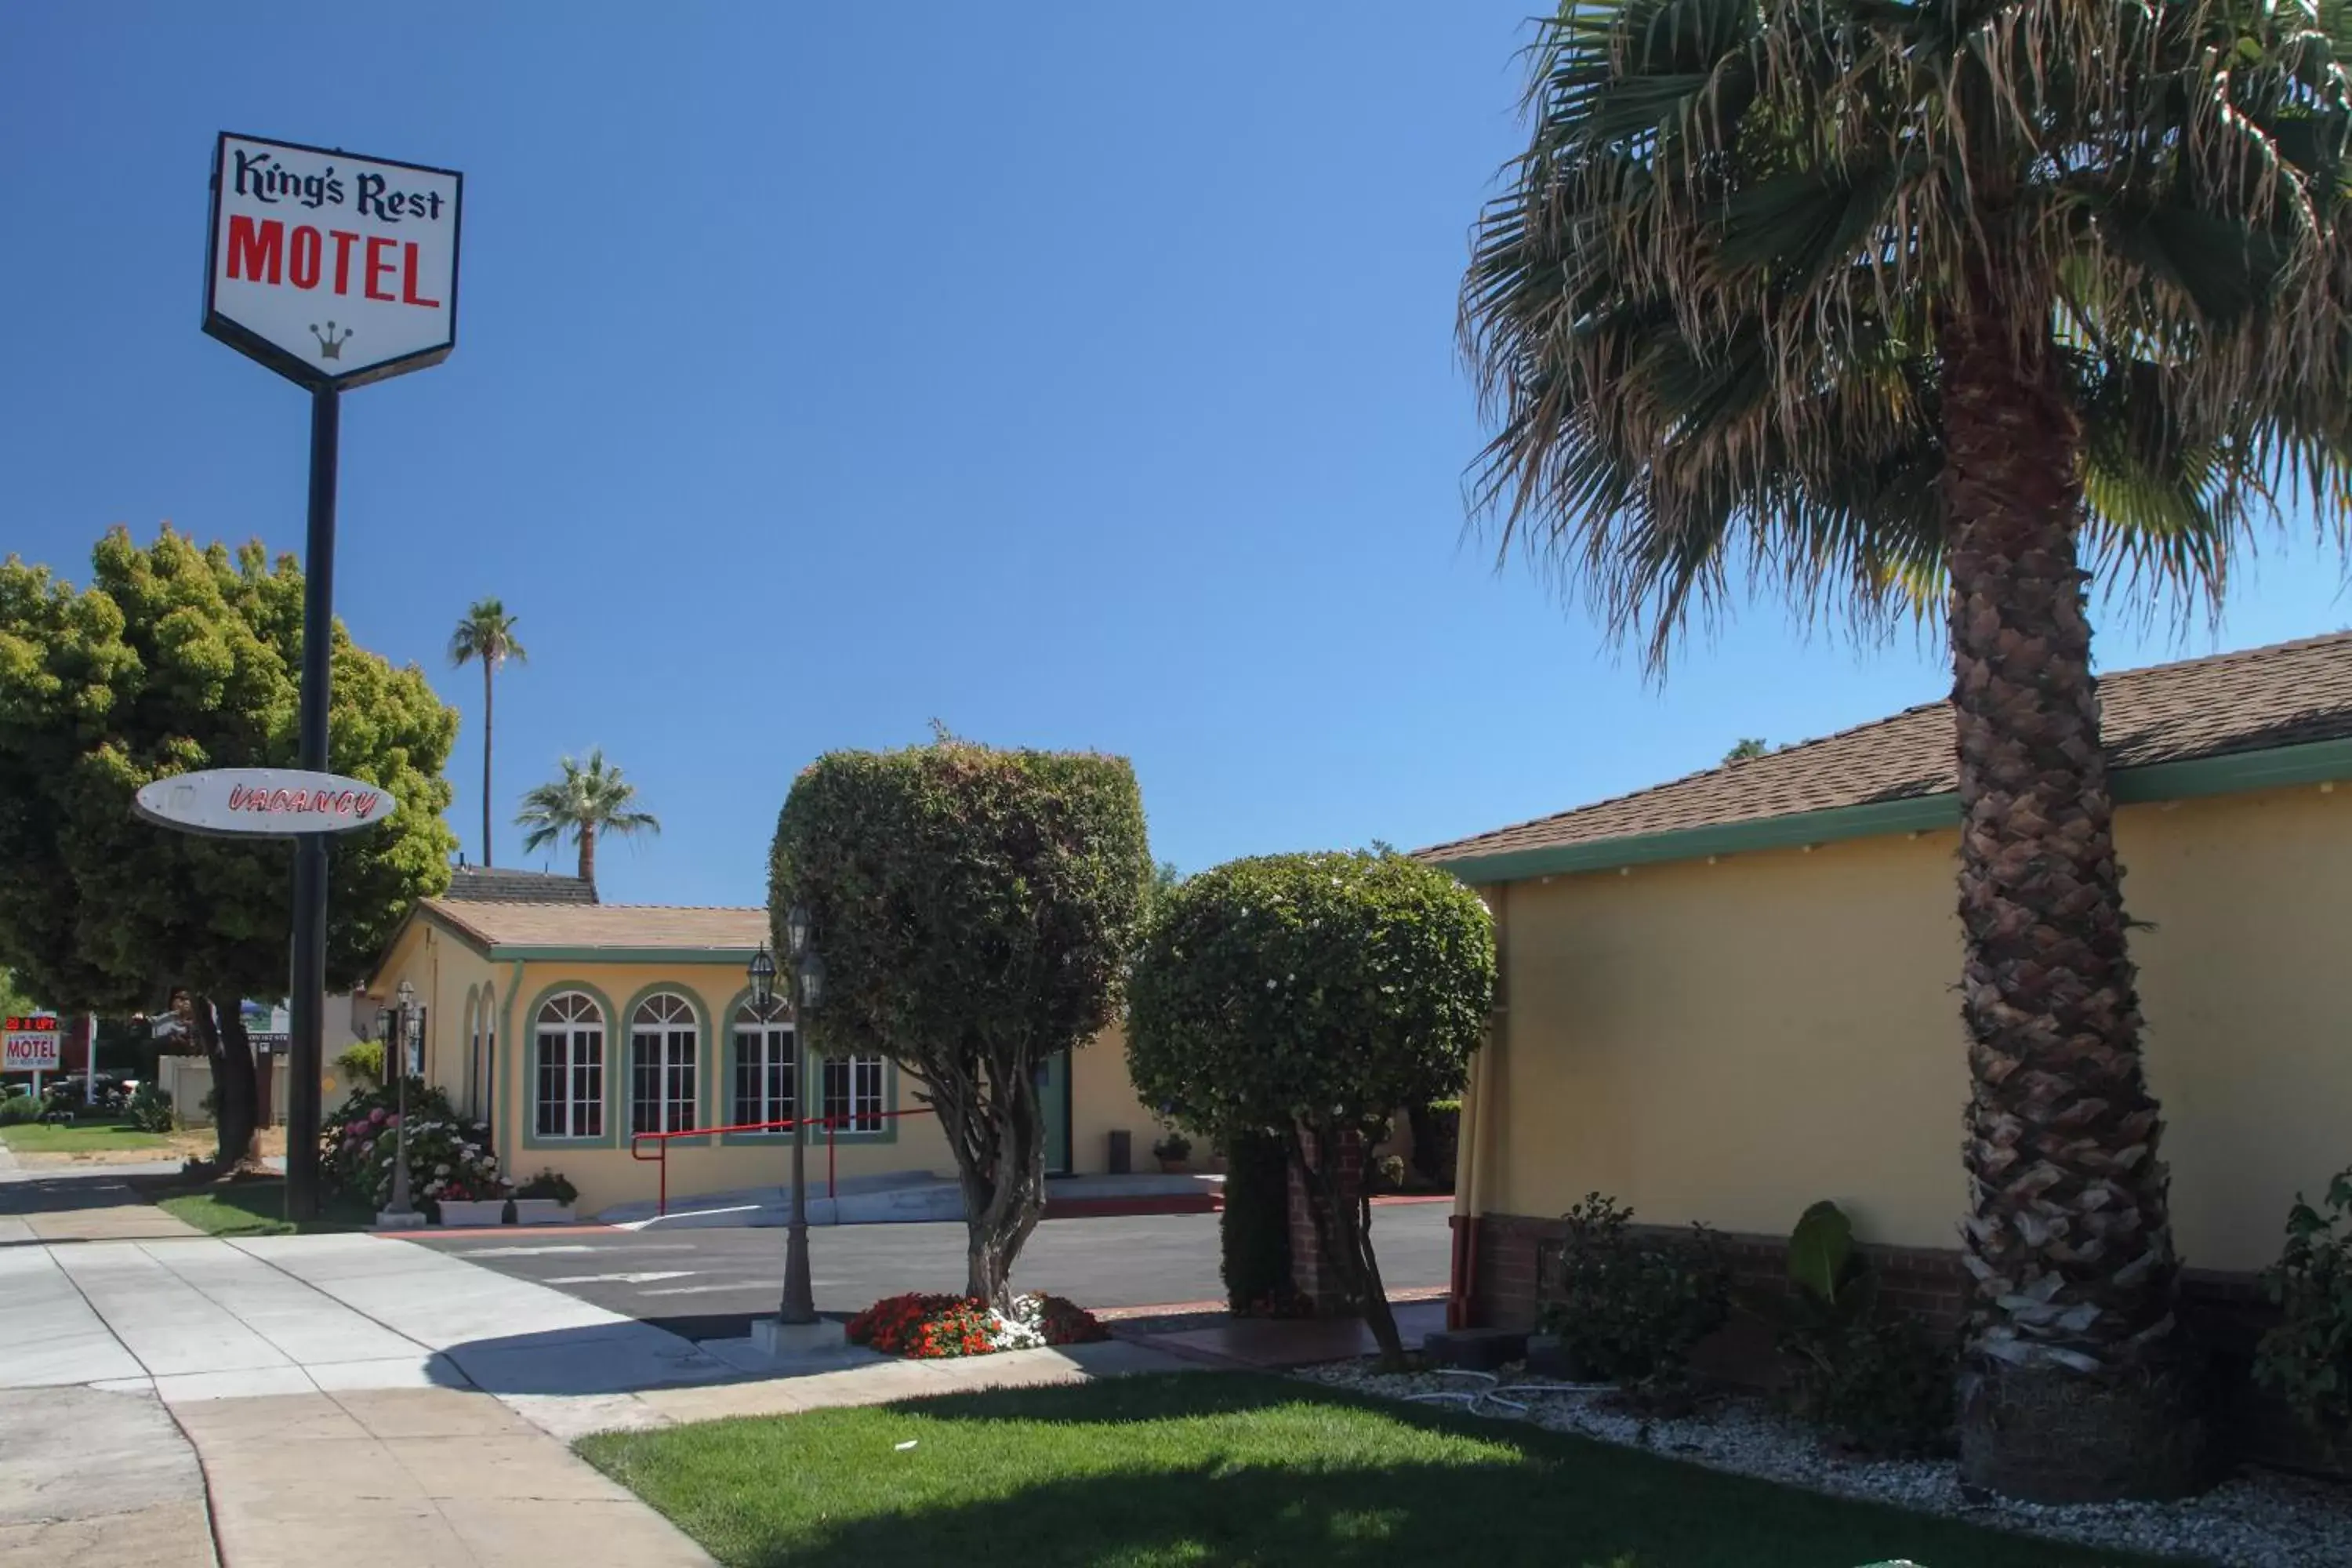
(1107, 1129), (1131, 1176)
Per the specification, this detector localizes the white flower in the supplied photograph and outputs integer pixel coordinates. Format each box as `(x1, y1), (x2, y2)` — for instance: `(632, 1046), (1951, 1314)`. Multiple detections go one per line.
(434, 1163), (451, 1176)
(1265, 978), (1277, 990)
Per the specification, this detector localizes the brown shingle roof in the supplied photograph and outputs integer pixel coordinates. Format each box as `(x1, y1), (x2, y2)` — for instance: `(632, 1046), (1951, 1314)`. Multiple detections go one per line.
(1422, 630), (2352, 869)
(441, 867), (597, 905)
(422, 900), (766, 953)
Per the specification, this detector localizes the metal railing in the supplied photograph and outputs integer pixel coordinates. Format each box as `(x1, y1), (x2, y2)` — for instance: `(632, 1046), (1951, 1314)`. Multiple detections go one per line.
(627, 1106), (937, 1217)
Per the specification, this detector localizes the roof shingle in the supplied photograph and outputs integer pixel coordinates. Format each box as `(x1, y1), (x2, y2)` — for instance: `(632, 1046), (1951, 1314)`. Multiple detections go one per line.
(1421, 630), (2352, 867)
(423, 901), (765, 952)
(441, 866), (597, 905)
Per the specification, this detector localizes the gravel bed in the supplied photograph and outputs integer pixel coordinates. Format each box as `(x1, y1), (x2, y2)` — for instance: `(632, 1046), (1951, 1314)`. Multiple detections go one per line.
(1296, 1359), (2352, 1568)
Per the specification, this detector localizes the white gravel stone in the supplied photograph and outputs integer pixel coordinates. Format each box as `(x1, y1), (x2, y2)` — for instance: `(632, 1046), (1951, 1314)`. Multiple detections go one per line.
(1295, 1359), (2352, 1568)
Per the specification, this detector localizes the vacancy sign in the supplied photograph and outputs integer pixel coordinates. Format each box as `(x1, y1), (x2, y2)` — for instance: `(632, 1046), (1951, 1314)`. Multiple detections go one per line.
(203, 132), (463, 390)
(3, 1017), (61, 1074)
(135, 768), (399, 838)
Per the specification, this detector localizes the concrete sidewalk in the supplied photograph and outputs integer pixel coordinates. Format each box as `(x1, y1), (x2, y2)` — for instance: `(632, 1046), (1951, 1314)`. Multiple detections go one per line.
(0, 1160), (202, 1244)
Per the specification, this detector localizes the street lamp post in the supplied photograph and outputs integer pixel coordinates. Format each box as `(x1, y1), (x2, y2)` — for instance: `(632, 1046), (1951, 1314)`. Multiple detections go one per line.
(377, 980), (423, 1228)
(748, 906), (836, 1353)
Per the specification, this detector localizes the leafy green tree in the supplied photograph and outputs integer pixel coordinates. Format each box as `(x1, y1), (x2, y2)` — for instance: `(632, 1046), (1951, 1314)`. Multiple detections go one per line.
(515, 749), (658, 887)
(448, 598), (527, 868)
(0, 527), (458, 1167)
(774, 738), (1151, 1307)
(1724, 739), (1768, 764)
(0, 967), (34, 1023)
(1458, 0), (2352, 1497)
(1127, 851), (1496, 1361)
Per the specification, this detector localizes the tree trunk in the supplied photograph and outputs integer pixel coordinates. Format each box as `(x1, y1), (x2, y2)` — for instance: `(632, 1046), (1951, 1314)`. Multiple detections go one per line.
(198, 995), (260, 1173)
(577, 823), (595, 888)
(941, 1055), (1047, 1311)
(1941, 305), (2206, 1501)
(1290, 1122), (1403, 1365)
(481, 663), (495, 868)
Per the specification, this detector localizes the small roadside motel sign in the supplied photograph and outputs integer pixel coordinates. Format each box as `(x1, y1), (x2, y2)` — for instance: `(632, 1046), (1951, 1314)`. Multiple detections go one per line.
(202, 132), (462, 390)
(3, 1017), (61, 1074)
(133, 768), (398, 838)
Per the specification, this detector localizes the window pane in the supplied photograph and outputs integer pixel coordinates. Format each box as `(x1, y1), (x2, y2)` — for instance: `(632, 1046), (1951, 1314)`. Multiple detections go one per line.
(536, 1033), (563, 1136)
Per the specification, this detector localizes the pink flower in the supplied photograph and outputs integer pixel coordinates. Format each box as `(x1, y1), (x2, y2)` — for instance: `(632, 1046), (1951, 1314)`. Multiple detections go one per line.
(370, 1108), (387, 1124)
(347, 1120), (366, 1137)
(385, 1113), (401, 1128)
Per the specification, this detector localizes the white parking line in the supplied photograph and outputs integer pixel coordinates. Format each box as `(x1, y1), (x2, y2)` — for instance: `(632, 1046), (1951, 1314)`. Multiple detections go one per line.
(445, 1243), (596, 1258)
(636, 1282), (765, 1298)
(542, 1271), (697, 1286)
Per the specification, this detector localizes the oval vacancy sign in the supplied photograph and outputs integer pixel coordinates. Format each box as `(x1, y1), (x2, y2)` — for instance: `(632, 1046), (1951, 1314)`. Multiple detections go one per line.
(135, 768), (397, 837)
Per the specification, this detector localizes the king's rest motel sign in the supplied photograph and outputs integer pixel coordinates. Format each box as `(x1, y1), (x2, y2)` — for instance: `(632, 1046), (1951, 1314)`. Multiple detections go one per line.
(204, 132), (460, 389)
(4, 1016), (62, 1075)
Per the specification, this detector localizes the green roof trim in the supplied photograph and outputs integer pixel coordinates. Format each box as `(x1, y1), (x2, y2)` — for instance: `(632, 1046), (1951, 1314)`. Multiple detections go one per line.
(1434, 735), (2352, 886)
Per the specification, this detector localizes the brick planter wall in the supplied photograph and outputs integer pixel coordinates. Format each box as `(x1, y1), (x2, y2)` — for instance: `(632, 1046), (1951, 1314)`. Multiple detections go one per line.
(1457, 1210), (2338, 1477)
(1287, 1130), (1364, 1314)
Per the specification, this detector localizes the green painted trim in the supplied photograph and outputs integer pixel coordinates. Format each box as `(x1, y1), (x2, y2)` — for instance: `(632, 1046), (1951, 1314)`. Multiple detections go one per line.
(495, 961), (522, 1168)
(517, 978), (621, 1152)
(616, 982), (715, 1149)
(1434, 736), (2352, 886)
(482, 946), (759, 965)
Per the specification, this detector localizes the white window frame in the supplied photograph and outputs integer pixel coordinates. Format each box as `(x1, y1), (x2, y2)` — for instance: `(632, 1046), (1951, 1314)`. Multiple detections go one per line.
(630, 993), (699, 1136)
(731, 1000), (796, 1132)
(534, 993), (604, 1141)
(821, 1052), (887, 1136)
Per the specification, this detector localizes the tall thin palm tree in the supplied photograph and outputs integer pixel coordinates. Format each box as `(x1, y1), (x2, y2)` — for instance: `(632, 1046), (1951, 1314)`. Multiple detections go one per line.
(1462, 0), (2352, 1501)
(448, 599), (527, 868)
(515, 749), (659, 887)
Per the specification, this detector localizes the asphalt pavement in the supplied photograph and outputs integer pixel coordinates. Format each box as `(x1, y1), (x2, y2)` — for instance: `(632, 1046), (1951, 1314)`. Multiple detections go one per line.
(415, 1201), (1455, 1340)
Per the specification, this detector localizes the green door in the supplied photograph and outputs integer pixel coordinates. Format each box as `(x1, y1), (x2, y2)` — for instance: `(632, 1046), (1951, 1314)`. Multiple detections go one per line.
(1038, 1048), (1070, 1175)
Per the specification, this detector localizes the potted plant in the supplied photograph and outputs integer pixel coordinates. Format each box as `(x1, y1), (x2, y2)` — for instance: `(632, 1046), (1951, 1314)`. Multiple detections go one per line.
(433, 1177), (507, 1229)
(510, 1168), (579, 1225)
(1151, 1131), (1192, 1174)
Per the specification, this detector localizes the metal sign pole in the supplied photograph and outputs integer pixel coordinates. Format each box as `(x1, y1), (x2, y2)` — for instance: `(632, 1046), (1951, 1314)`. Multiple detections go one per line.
(284, 385), (339, 1221)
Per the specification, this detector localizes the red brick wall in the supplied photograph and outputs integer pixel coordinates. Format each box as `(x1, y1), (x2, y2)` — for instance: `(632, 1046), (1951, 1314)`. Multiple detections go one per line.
(1288, 1130), (1363, 1312)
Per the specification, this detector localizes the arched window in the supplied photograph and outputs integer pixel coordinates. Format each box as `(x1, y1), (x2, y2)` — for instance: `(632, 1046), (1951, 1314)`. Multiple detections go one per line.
(630, 993), (699, 1135)
(534, 993), (604, 1139)
(731, 997), (793, 1130)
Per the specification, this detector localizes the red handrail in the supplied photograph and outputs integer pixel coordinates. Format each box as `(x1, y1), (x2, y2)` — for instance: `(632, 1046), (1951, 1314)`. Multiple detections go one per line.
(627, 1106), (937, 1217)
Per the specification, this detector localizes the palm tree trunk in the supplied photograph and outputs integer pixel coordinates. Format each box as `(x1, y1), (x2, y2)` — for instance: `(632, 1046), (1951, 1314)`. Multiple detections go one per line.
(578, 822), (596, 889)
(1940, 304), (2206, 1501)
(481, 662), (494, 868)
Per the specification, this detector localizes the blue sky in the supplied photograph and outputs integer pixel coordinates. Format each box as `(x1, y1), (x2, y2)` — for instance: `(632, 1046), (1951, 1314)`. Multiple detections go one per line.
(4, 3), (2347, 908)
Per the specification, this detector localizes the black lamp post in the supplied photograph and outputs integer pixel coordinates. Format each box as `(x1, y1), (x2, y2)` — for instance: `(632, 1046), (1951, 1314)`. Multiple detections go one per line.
(750, 906), (826, 1329)
(382, 979), (420, 1222)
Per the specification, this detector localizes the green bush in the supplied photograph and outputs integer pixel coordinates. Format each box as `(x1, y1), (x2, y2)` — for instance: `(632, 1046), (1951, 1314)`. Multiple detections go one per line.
(334, 1039), (384, 1085)
(125, 1083), (175, 1132)
(514, 1168), (578, 1205)
(1220, 1129), (1294, 1313)
(1537, 1193), (1730, 1385)
(0, 1094), (39, 1127)
(2256, 1167), (2352, 1448)
(321, 1081), (498, 1213)
(1407, 1098), (1461, 1189)
(1755, 1203), (1954, 1456)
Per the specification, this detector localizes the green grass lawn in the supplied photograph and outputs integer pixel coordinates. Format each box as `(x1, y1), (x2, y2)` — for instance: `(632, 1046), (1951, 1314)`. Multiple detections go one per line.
(151, 1178), (377, 1236)
(0, 1118), (169, 1154)
(575, 1373), (2170, 1568)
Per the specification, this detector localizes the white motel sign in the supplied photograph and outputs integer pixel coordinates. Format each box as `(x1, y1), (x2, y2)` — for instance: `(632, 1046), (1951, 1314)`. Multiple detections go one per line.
(134, 768), (399, 837)
(203, 132), (462, 389)
(3, 1016), (62, 1075)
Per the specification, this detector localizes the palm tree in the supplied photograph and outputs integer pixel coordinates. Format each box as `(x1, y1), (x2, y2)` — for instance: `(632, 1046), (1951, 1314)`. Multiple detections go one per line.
(515, 749), (659, 887)
(1461, 0), (2352, 1501)
(448, 599), (528, 867)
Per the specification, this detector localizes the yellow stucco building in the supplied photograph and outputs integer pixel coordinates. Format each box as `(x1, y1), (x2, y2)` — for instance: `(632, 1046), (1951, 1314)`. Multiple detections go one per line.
(1423, 632), (2352, 1329)
(365, 869), (1162, 1214)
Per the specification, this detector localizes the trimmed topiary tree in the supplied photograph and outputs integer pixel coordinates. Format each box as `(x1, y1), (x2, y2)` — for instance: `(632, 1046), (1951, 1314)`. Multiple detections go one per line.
(773, 736), (1151, 1309)
(1127, 850), (1496, 1360)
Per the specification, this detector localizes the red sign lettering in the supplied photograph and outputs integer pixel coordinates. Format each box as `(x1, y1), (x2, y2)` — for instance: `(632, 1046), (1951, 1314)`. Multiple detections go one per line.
(227, 215), (283, 285)
(365, 236), (397, 301)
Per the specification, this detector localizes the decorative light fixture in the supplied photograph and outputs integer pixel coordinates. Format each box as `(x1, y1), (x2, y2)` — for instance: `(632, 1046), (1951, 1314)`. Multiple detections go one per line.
(747, 942), (779, 1011)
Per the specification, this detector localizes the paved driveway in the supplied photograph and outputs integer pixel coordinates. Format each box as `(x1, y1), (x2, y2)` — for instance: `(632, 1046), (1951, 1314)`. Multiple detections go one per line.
(416, 1200), (1455, 1339)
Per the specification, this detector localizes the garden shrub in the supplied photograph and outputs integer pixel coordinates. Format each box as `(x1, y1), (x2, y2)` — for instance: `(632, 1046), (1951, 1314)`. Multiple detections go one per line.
(2256, 1167), (2352, 1450)
(1756, 1202), (1955, 1455)
(1220, 1128), (1294, 1313)
(125, 1083), (175, 1132)
(514, 1168), (578, 1204)
(1407, 1098), (1461, 1189)
(321, 1080), (498, 1214)
(847, 1292), (1108, 1358)
(0, 1094), (38, 1127)
(1537, 1192), (1730, 1385)
(334, 1039), (384, 1086)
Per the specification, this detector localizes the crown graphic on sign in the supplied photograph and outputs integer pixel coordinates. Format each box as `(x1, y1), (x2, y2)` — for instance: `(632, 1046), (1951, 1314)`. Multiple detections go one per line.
(309, 322), (354, 360)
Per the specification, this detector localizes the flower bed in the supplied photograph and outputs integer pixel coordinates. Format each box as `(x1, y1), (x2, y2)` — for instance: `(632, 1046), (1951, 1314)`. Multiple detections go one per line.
(847, 1292), (1109, 1359)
